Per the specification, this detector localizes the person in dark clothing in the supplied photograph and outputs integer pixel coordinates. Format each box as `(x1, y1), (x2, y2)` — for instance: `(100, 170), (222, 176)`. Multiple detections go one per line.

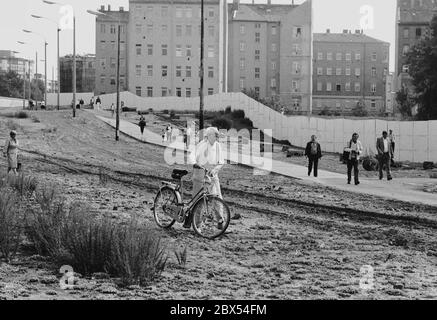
(305, 135), (322, 177)
(345, 133), (363, 185)
(139, 116), (146, 135)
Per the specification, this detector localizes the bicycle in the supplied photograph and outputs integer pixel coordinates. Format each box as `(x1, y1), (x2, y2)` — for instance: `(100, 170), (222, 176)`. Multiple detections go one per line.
(152, 166), (231, 239)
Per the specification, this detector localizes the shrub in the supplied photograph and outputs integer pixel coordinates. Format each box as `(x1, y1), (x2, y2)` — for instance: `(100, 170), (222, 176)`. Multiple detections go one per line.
(163, 110), (169, 115)
(169, 110), (176, 118)
(0, 189), (23, 262)
(110, 218), (167, 286)
(6, 174), (37, 198)
(211, 118), (232, 130)
(225, 106), (232, 114)
(16, 111), (29, 119)
(239, 118), (254, 128)
(231, 110), (245, 119)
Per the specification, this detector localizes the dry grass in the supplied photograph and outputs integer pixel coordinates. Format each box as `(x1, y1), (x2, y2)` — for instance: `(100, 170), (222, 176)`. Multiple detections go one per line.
(0, 189), (23, 262)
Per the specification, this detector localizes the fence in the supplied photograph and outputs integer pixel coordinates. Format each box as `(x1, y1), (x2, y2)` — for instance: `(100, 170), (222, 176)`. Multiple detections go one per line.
(0, 96), (26, 108)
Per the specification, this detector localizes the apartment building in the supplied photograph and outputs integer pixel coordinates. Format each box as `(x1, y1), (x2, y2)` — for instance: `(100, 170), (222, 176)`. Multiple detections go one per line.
(60, 54), (96, 93)
(127, 0), (227, 98)
(313, 31), (390, 116)
(228, 0), (312, 114)
(0, 50), (34, 79)
(95, 5), (129, 95)
(395, 0), (437, 92)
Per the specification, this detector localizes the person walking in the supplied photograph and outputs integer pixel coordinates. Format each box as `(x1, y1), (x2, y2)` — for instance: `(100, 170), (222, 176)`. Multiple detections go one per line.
(389, 129), (396, 166)
(186, 123), (194, 148)
(110, 103), (115, 117)
(139, 116), (146, 135)
(305, 135), (322, 177)
(345, 133), (363, 185)
(3, 130), (19, 174)
(376, 131), (393, 181)
(96, 96), (102, 110)
(90, 97), (95, 109)
(166, 124), (172, 142)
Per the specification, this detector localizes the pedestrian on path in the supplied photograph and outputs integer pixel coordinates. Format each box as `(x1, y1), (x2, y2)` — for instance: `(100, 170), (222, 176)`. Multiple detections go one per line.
(305, 135), (322, 177)
(377, 131), (393, 181)
(389, 129), (396, 165)
(345, 133), (363, 185)
(110, 103), (115, 117)
(166, 124), (172, 142)
(96, 96), (102, 110)
(139, 116), (146, 135)
(3, 130), (19, 175)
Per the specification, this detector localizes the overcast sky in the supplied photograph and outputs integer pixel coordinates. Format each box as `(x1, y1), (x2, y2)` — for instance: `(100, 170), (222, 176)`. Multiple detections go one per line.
(0, 0), (396, 80)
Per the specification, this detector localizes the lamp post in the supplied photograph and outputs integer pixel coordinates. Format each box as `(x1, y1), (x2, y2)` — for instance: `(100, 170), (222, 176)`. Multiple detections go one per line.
(199, 0), (205, 132)
(23, 29), (47, 108)
(17, 42), (34, 106)
(88, 9), (122, 141)
(43, 0), (76, 117)
(31, 14), (61, 110)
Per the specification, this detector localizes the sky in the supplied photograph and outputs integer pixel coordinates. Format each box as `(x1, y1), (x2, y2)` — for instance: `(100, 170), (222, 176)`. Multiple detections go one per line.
(0, 0), (397, 81)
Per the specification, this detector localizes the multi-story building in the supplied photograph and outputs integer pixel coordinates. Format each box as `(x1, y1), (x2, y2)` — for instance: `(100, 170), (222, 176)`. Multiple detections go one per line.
(313, 30), (390, 116)
(0, 50), (34, 79)
(395, 0), (437, 92)
(127, 0), (227, 98)
(95, 5), (129, 95)
(228, 0), (312, 114)
(385, 72), (396, 115)
(60, 54), (96, 93)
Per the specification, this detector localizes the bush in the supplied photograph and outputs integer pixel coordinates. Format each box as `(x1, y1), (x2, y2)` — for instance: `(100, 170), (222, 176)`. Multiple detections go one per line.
(211, 118), (232, 130)
(16, 111), (29, 119)
(239, 118), (254, 128)
(0, 189), (23, 261)
(163, 110), (169, 115)
(231, 110), (245, 119)
(169, 110), (176, 118)
(225, 106), (232, 114)
(6, 174), (37, 198)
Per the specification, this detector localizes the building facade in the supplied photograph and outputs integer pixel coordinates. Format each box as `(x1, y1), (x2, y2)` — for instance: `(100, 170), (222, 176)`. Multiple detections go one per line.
(313, 31), (390, 116)
(0, 50), (34, 79)
(127, 0), (227, 98)
(60, 54), (96, 93)
(228, 0), (312, 114)
(395, 0), (437, 92)
(95, 5), (129, 95)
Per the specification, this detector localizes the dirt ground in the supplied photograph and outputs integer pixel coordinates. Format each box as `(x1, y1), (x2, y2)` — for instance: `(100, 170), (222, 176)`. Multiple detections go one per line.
(0, 109), (436, 300)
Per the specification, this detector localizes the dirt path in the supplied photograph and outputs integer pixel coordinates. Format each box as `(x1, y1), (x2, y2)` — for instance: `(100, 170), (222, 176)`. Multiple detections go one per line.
(0, 110), (436, 300)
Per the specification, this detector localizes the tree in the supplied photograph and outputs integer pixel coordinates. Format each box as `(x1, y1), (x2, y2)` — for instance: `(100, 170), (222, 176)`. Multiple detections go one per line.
(405, 15), (437, 120)
(352, 100), (368, 117)
(241, 88), (286, 113)
(395, 86), (414, 118)
(0, 71), (24, 98)
(30, 79), (45, 102)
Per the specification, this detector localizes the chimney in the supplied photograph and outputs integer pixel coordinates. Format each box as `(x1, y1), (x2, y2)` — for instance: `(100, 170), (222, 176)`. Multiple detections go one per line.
(252, 0), (254, 4)
(108, 4), (111, 11)
(119, 6), (124, 12)
(267, 0), (271, 4)
(326, 29), (330, 34)
(100, 5), (104, 11)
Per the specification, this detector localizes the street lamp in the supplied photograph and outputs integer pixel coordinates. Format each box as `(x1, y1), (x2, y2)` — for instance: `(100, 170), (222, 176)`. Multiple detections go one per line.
(31, 14), (61, 111)
(23, 29), (48, 109)
(17, 42), (34, 107)
(43, 0), (76, 117)
(10, 50), (28, 109)
(88, 9), (122, 142)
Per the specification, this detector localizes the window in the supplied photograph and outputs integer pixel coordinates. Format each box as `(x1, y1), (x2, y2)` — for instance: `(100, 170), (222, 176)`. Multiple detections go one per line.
(336, 53), (342, 61)
(147, 65), (153, 76)
(327, 52), (333, 61)
(317, 67), (323, 75)
(371, 100), (376, 109)
(255, 23), (261, 29)
(100, 75), (105, 84)
(208, 26), (215, 37)
(240, 78), (245, 90)
(162, 44), (168, 56)
(176, 66), (182, 77)
(335, 102), (341, 109)
(355, 68), (361, 76)
(100, 41), (106, 50)
(147, 44), (153, 55)
(207, 45), (214, 58)
(162, 24), (168, 33)
(100, 58), (106, 67)
(186, 45), (192, 57)
(110, 25), (116, 34)
(292, 81), (300, 92)
(240, 41), (246, 52)
(272, 26), (277, 35)
(416, 27), (422, 38)
(111, 41), (116, 50)
(336, 68), (342, 76)
(110, 76), (116, 85)
(402, 45), (410, 56)
(317, 52), (323, 60)
(371, 52), (377, 61)
(327, 68), (332, 76)
(208, 66), (214, 78)
(208, 88), (214, 95)
(208, 8), (214, 17)
(176, 25), (182, 37)
(135, 24), (142, 34)
(161, 87), (167, 97)
(161, 6), (168, 17)
(293, 62), (301, 74)
(317, 82), (322, 91)
(255, 68), (260, 79)
(136, 44), (142, 55)
(371, 67), (377, 77)
(146, 6), (153, 15)
(136, 65), (142, 77)
(403, 28), (409, 38)
(255, 50), (260, 60)
(176, 7), (182, 18)
(272, 61), (277, 70)
(255, 32), (260, 43)
(346, 68), (351, 76)
(162, 65), (168, 77)
(186, 88), (191, 98)
(271, 43), (277, 52)
(240, 58), (245, 70)
(294, 27), (302, 38)
(336, 84), (341, 92)
(100, 24), (106, 33)
(176, 88), (182, 97)
(345, 82), (351, 91)
(186, 8), (192, 18)
(346, 53), (351, 61)
(292, 99), (300, 109)
(402, 65), (410, 73)
(186, 25), (192, 36)
(147, 87), (153, 97)
(176, 45), (182, 57)
(255, 87), (260, 96)
(384, 68), (388, 76)
(147, 24), (153, 33)
(136, 87), (142, 96)
(355, 53), (361, 61)
(240, 25), (245, 34)
(326, 82), (332, 91)
(292, 44), (301, 55)
(186, 66), (192, 78)
(120, 41), (125, 52)
(270, 78), (276, 88)
(371, 83), (377, 93)
(355, 83), (360, 92)
(110, 58), (116, 69)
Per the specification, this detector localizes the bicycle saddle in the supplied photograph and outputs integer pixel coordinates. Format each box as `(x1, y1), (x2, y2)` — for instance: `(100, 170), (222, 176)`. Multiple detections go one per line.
(172, 169), (189, 180)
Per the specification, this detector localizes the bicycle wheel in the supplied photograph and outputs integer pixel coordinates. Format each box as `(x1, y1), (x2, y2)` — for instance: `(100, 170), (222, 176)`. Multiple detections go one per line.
(192, 195), (231, 239)
(153, 187), (178, 229)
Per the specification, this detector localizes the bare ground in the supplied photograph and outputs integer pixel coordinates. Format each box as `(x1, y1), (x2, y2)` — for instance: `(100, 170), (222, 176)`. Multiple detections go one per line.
(0, 109), (436, 300)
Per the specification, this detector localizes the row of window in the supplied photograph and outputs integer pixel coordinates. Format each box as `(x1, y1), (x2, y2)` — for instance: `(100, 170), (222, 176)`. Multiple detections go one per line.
(314, 99), (378, 110)
(317, 51), (383, 62)
(134, 86), (215, 97)
(315, 67), (387, 77)
(135, 24), (216, 37)
(316, 81), (378, 93)
(135, 44), (215, 58)
(99, 57), (126, 69)
(99, 41), (126, 51)
(133, 5), (216, 20)
(402, 27), (425, 39)
(100, 74), (125, 86)
(135, 65), (215, 78)
(100, 24), (126, 34)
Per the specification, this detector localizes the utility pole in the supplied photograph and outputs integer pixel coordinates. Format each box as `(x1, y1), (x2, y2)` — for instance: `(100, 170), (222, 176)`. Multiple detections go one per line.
(45, 41), (48, 107)
(57, 27), (60, 110)
(73, 15), (77, 118)
(116, 24), (121, 141)
(199, 0), (205, 132)
(35, 51), (38, 106)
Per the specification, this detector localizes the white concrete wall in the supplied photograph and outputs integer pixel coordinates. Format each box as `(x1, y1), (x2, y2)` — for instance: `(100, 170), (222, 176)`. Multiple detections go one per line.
(47, 92), (94, 106)
(51, 91), (437, 162)
(0, 96), (26, 108)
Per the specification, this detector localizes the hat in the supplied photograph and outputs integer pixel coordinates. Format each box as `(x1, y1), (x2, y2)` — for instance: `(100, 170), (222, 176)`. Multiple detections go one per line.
(10, 130), (17, 135)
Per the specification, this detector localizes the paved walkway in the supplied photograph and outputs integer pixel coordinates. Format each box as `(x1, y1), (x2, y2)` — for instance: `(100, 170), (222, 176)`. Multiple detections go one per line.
(94, 113), (437, 207)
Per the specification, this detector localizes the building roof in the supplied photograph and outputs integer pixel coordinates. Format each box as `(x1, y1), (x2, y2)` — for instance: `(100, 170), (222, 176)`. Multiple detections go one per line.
(229, 3), (298, 22)
(314, 32), (389, 45)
